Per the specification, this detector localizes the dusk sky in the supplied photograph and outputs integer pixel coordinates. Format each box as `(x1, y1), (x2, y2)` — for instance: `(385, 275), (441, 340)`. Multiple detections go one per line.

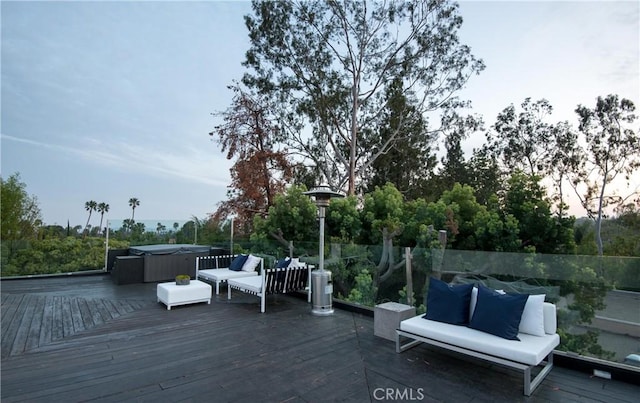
(1, 1), (638, 228)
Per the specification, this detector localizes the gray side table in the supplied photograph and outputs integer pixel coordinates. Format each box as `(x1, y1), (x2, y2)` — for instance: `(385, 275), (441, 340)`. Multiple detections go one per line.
(374, 302), (416, 341)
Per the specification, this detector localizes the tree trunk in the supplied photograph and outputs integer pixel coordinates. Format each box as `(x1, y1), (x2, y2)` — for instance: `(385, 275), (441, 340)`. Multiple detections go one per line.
(348, 82), (358, 196)
(596, 177), (607, 256)
(376, 227), (406, 283)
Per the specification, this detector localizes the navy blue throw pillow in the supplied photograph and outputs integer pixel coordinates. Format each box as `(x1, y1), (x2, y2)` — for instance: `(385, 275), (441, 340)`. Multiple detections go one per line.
(276, 257), (291, 268)
(229, 254), (249, 271)
(469, 285), (529, 340)
(423, 278), (474, 325)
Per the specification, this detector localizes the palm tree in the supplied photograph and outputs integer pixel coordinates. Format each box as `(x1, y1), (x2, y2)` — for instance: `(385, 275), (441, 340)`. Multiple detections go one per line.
(84, 200), (97, 236)
(128, 197), (140, 222)
(122, 219), (134, 232)
(97, 202), (109, 236)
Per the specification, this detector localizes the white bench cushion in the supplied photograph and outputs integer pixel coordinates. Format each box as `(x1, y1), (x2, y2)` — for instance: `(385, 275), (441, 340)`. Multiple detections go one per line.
(228, 276), (263, 294)
(198, 268), (258, 282)
(400, 315), (559, 366)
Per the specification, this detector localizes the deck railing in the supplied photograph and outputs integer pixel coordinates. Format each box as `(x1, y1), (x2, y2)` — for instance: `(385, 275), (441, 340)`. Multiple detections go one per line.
(2, 236), (638, 370)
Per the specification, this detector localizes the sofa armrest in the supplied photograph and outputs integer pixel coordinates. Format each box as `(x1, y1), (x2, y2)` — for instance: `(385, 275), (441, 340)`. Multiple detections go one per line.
(543, 302), (557, 335)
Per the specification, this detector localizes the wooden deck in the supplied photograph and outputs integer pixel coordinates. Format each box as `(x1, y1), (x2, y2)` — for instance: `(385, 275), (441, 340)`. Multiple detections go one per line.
(1, 274), (638, 402)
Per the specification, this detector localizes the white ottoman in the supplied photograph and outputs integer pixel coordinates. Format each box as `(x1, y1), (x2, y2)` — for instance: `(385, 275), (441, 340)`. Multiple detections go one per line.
(157, 280), (212, 310)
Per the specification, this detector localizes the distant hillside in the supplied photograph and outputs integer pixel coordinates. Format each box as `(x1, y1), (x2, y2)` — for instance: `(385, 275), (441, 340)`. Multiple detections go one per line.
(574, 216), (640, 257)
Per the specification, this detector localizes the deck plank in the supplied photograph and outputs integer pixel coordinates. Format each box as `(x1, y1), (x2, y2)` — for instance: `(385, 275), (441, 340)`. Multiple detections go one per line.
(24, 295), (45, 351)
(0, 294), (24, 356)
(1, 274), (638, 402)
(69, 297), (86, 333)
(51, 295), (64, 341)
(1, 293), (22, 329)
(38, 295), (54, 346)
(9, 294), (37, 356)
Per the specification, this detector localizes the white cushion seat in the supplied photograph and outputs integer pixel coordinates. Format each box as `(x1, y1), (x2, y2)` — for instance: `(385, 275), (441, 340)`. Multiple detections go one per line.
(227, 276), (262, 294)
(199, 269), (259, 282)
(399, 315), (559, 366)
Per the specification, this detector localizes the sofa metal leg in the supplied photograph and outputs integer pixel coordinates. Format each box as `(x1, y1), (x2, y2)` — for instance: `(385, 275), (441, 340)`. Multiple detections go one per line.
(524, 353), (554, 396)
(395, 331), (423, 353)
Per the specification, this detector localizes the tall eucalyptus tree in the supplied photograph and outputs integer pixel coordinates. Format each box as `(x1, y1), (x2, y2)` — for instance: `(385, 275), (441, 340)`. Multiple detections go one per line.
(574, 94), (639, 256)
(242, 0), (484, 195)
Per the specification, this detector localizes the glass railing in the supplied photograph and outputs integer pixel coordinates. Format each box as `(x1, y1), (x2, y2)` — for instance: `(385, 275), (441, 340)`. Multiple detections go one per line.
(2, 234), (638, 369)
(232, 240), (639, 369)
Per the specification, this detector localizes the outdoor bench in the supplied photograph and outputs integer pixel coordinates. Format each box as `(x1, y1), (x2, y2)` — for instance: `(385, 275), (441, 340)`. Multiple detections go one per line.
(227, 263), (311, 313)
(196, 254), (262, 294)
(396, 283), (560, 396)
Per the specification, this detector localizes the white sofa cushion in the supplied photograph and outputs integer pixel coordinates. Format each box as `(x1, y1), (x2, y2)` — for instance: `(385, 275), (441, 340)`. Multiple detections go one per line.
(198, 268), (258, 282)
(543, 302), (557, 334)
(241, 254), (262, 272)
(228, 276), (263, 294)
(519, 294), (546, 336)
(400, 315), (559, 366)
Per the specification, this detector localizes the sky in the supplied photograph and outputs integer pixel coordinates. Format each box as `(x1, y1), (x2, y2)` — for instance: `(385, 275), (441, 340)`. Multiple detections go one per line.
(1, 0), (639, 228)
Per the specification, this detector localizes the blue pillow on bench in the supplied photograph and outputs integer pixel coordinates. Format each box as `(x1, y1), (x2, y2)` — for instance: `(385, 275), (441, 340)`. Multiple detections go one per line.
(274, 258), (291, 285)
(276, 257), (291, 268)
(469, 285), (529, 340)
(423, 278), (474, 325)
(229, 254), (249, 271)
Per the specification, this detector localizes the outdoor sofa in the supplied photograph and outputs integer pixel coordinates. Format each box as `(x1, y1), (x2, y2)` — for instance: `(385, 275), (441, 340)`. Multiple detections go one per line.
(396, 278), (560, 396)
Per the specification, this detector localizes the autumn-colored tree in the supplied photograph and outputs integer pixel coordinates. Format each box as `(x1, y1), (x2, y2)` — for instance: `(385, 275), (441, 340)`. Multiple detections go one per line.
(210, 84), (293, 234)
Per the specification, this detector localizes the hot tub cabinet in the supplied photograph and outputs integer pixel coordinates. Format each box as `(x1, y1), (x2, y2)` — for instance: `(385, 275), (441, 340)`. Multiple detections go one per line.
(110, 244), (220, 284)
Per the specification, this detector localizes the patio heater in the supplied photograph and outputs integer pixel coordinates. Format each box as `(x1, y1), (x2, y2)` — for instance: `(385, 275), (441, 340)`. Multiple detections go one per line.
(304, 184), (344, 316)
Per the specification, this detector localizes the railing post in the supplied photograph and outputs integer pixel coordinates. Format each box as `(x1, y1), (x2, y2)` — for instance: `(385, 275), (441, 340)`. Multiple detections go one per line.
(405, 247), (413, 307)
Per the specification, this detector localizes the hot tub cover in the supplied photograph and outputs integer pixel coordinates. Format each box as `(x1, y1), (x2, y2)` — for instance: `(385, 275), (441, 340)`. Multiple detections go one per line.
(129, 244), (211, 256)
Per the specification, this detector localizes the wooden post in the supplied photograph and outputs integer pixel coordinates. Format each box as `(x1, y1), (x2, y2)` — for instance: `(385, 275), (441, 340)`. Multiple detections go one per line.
(405, 247), (413, 306)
